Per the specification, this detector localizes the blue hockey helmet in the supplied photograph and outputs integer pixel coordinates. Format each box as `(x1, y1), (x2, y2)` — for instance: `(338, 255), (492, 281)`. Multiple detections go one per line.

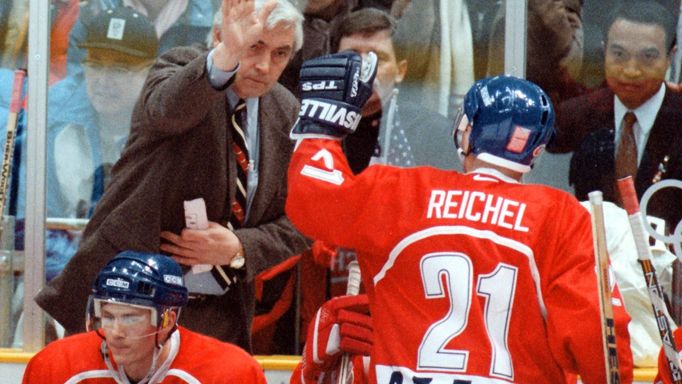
(89, 251), (188, 327)
(454, 75), (555, 173)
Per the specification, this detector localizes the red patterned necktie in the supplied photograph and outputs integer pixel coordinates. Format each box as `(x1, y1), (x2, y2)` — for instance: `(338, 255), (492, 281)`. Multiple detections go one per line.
(211, 99), (248, 291)
(229, 99), (249, 230)
(615, 111), (638, 180)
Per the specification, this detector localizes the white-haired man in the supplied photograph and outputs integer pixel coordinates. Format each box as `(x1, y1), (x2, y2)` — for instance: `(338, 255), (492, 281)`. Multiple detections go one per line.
(36, 0), (309, 351)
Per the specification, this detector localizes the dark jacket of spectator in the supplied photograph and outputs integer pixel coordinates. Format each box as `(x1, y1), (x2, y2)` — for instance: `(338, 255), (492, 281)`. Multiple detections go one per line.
(552, 86), (682, 229)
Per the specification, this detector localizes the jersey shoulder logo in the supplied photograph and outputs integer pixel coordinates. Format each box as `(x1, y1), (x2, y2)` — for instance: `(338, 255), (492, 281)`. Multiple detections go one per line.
(300, 148), (345, 185)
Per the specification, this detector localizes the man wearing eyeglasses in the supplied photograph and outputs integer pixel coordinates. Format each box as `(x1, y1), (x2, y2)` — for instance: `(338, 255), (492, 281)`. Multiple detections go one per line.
(22, 251), (266, 383)
(548, 0), (682, 233)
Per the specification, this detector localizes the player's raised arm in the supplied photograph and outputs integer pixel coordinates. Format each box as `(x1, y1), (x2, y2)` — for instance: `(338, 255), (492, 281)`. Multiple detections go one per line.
(286, 51), (379, 240)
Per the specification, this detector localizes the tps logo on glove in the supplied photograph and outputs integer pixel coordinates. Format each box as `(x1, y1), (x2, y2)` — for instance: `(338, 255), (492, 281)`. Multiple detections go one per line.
(301, 81), (341, 92)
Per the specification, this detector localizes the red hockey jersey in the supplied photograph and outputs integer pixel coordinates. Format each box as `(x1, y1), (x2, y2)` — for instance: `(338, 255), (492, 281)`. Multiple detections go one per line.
(22, 326), (266, 383)
(286, 138), (633, 384)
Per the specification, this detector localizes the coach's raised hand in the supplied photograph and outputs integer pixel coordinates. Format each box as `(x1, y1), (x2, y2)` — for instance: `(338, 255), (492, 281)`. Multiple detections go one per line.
(291, 51), (377, 140)
(213, 0), (278, 71)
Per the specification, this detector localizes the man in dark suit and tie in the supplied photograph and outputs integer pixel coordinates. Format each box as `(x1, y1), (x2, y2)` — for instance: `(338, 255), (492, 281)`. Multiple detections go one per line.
(548, 0), (682, 232)
(35, 0), (309, 352)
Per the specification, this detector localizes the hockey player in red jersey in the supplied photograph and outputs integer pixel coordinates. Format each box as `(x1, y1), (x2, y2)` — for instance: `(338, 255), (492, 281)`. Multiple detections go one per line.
(286, 51), (633, 383)
(23, 251), (266, 383)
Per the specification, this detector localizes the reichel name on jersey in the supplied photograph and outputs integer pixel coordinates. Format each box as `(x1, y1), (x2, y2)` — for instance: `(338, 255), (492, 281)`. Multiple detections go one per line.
(427, 189), (529, 232)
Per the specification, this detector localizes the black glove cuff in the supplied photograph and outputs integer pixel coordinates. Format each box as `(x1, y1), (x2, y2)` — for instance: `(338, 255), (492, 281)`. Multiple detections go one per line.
(291, 120), (346, 139)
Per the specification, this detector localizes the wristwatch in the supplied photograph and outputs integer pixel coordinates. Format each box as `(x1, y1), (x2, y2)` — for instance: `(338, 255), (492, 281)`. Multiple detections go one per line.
(230, 250), (245, 269)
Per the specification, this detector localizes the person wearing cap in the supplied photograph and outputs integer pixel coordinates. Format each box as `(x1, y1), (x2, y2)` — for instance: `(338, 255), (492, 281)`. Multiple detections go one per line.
(48, 6), (159, 220)
(22, 251), (266, 383)
(21, 6), (159, 291)
(66, 0), (217, 76)
(36, 0), (309, 351)
(0, 7), (157, 226)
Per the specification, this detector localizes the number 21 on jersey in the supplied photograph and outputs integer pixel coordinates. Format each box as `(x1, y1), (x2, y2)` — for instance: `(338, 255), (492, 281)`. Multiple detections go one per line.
(418, 253), (518, 380)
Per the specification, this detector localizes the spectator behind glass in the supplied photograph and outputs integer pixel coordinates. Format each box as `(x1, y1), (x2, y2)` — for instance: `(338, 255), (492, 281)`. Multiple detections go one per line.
(49, 6), (158, 221)
(66, 0), (218, 75)
(486, 0), (587, 193)
(580, 0), (679, 89)
(0, 7), (157, 286)
(35, 0), (309, 352)
(388, 0), (475, 116)
(487, 0), (587, 105)
(333, 7), (458, 172)
(549, 0), (682, 232)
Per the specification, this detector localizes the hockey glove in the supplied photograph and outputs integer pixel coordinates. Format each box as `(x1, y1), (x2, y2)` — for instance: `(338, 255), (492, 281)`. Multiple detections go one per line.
(291, 50), (377, 140)
(300, 294), (373, 383)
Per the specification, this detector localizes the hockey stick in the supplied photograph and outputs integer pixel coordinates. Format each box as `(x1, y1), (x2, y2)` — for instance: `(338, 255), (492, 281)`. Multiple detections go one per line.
(338, 260), (361, 384)
(588, 191), (620, 384)
(617, 176), (682, 383)
(0, 69), (26, 226)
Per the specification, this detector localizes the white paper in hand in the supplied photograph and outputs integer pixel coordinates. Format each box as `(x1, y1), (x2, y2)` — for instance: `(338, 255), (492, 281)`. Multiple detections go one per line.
(184, 198), (212, 273)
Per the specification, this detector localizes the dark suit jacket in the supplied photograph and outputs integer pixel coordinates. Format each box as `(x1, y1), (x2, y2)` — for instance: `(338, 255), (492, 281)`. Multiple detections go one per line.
(549, 86), (682, 230)
(36, 46), (309, 351)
